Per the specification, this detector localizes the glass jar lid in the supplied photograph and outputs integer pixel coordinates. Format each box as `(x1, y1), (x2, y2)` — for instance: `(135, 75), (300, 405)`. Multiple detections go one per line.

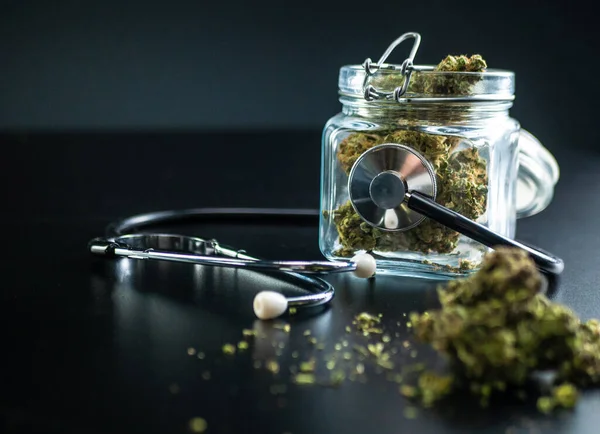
(338, 32), (515, 103)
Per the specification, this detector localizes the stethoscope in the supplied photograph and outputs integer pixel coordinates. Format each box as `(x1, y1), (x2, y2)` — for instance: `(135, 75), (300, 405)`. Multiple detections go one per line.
(88, 145), (564, 321)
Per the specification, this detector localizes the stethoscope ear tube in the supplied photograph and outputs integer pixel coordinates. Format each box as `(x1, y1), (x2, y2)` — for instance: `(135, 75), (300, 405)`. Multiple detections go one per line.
(406, 191), (564, 275)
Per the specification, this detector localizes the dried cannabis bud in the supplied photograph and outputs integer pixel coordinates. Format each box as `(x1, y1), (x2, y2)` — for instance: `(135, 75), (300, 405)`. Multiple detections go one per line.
(371, 54), (487, 96)
(333, 129), (487, 255)
(410, 54), (488, 95)
(408, 247), (600, 410)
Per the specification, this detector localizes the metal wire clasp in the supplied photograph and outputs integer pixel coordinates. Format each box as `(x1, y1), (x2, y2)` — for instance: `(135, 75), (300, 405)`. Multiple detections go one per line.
(362, 32), (422, 103)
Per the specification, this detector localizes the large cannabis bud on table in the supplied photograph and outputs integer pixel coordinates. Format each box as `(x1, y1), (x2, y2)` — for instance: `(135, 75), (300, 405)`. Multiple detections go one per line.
(330, 54), (489, 257)
(408, 247), (600, 412)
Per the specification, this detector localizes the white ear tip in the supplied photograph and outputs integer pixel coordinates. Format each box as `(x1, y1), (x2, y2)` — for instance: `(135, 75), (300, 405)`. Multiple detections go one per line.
(351, 253), (377, 278)
(253, 291), (288, 320)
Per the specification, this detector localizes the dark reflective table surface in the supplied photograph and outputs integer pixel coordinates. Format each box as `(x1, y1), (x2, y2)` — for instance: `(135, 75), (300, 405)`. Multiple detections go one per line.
(2, 130), (600, 434)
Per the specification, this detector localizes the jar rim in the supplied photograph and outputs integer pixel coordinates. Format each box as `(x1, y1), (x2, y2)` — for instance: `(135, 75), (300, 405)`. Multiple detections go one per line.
(338, 65), (516, 103)
(341, 64), (515, 76)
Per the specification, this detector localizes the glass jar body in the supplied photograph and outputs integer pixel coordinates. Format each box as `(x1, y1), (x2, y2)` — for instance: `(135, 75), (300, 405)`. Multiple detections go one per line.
(319, 101), (521, 279)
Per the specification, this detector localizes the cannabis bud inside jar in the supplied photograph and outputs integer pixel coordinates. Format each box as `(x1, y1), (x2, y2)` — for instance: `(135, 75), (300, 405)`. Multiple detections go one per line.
(318, 31), (558, 278)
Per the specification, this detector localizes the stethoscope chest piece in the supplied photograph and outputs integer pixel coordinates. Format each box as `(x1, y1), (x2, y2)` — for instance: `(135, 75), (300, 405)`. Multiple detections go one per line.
(348, 143), (437, 231)
(347, 142), (564, 275)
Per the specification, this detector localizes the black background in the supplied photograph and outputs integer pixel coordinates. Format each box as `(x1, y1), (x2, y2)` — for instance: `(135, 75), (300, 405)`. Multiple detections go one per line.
(2, 1), (600, 434)
(1, 0), (598, 137)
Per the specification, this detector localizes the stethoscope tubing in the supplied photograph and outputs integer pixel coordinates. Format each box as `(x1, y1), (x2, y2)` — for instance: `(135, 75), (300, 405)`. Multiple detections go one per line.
(406, 192), (564, 275)
(91, 204), (563, 278)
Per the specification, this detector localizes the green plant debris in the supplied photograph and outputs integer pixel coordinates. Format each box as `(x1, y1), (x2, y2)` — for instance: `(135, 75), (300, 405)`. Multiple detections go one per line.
(330, 370), (346, 386)
(266, 360), (280, 374)
(273, 323), (291, 333)
(408, 247), (600, 412)
(417, 372), (454, 408)
(353, 344), (370, 357)
(353, 312), (383, 335)
(294, 373), (316, 385)
(188, 417), (207, 433)
(368, 343), (384, 357)
(237, 341), (249, 350)
(222, 344), (236, 355)
(400, 384), (418, 398)
(300, 358), (316, 373)
(537, 383), (578, 414)
(377, 357), (395, 370)
(403, 406), (419, 420)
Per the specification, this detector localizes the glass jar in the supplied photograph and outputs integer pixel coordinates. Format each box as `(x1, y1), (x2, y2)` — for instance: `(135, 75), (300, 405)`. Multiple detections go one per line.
(319, 33), (559, 279)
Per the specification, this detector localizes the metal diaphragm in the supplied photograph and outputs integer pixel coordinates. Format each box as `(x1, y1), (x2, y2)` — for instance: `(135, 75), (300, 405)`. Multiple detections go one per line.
(347, 143), (437, 231)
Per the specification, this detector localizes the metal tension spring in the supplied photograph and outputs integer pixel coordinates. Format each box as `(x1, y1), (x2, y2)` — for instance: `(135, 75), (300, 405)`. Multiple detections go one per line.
(361, 32), (433, 103)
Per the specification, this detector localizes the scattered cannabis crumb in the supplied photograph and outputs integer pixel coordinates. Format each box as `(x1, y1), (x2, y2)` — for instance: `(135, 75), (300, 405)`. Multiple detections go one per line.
(300, 358), (316, 373)
(188, 417), (207, 433)
(353, 312), (383, 335)
(185, 247), (598, 419)
(273, 323), (291, 333)
(403, 406), (419, 419)
(222, 344), (236, 355)
(294, 373), (316, 385)
(266, 360), (280, 374)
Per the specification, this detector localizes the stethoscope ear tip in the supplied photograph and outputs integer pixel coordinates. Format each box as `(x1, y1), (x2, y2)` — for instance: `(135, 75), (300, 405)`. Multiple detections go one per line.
(351, 253), (377, 278)
(253, 291), (289, 320)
